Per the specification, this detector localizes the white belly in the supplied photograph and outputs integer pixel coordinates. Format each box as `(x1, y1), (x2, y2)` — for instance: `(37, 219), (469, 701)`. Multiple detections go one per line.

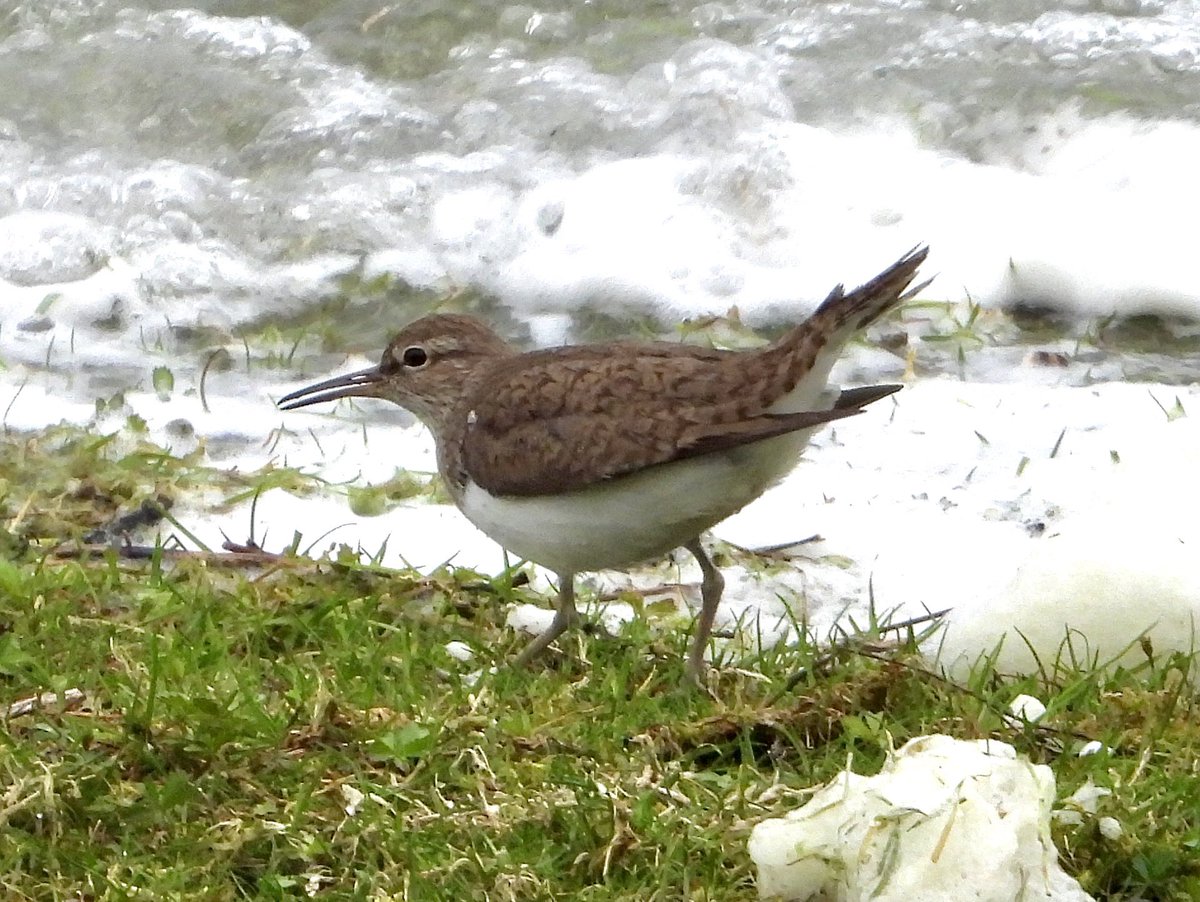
(459, 426), (823, 574)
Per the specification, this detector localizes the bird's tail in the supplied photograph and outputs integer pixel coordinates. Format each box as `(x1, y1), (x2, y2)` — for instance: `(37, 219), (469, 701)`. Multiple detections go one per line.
(767, 245), (931, 394)
(795, 245), (929, 344)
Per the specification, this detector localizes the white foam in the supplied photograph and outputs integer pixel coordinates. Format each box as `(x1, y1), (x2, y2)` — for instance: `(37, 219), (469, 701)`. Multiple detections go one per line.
(749, 735), (1094, 901)
(446, 113), (1200, 323)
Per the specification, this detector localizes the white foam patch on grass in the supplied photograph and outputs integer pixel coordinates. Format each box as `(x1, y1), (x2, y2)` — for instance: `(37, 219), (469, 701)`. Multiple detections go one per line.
(506, 604), (557, 638)
(0, 383), (97, 431)
(717, 377), (1200, 678)
(749, 735), (1094, 901)
(933, 529), (1200, 681)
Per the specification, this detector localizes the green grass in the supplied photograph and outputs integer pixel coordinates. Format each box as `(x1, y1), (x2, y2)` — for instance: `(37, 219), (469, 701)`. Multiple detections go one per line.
(2, 428), (1200, 900)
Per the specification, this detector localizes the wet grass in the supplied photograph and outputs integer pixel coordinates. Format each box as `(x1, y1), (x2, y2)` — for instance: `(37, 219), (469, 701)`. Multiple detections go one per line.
(1, 427), (1199, 900)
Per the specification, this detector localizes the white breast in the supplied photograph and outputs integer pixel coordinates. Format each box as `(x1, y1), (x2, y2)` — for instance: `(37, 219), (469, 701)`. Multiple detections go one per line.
(458, 426), (823, 574)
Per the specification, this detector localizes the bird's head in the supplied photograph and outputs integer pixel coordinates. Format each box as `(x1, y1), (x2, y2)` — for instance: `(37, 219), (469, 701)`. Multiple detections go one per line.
(277, 314), (514, 431)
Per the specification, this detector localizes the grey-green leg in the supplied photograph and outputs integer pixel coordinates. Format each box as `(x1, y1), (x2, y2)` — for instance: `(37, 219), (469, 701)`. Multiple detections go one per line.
(684, 539), (725, 685)
(513, 572), (580, 667)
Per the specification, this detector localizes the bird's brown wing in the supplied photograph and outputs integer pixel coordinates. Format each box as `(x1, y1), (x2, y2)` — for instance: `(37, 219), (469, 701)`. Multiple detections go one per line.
(459, 244), (928, 497)
(460, 345), (872, 497)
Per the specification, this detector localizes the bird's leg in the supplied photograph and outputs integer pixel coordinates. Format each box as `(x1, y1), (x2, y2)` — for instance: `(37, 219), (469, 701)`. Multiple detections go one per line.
(684, 538), (725, 686)
(512, 572), (581, 668)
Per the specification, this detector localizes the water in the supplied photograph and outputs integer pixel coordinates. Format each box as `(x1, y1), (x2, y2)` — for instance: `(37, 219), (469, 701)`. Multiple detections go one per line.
(2, 0), (1198, 668)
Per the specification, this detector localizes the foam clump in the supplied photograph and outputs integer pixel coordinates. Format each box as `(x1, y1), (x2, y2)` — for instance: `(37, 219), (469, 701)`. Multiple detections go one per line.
(748, 735), (1093, 902)
(933, 524), (1200, 684)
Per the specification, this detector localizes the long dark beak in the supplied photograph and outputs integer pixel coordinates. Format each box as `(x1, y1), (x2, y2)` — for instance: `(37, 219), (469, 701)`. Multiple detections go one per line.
(277, 366), (385, 410)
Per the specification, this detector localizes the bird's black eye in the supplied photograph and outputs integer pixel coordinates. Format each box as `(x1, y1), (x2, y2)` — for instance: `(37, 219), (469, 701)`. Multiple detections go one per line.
(401, 346), (428, 368)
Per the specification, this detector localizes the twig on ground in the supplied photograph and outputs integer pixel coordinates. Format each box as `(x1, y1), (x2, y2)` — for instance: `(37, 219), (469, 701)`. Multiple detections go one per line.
(51, 543), (300, 567)
(6, 688), (86, 720)
(724, 535), (825, 559)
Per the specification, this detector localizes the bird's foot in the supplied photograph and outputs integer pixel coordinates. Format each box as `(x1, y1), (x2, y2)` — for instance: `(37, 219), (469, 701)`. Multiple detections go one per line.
(511, 592), (582, 669)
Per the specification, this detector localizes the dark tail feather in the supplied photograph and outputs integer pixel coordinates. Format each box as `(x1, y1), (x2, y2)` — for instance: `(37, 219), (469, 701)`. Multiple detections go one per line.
(770, 246), (931, 367)
(812, 245), (931, 334)
(834, 384), (902, 410)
